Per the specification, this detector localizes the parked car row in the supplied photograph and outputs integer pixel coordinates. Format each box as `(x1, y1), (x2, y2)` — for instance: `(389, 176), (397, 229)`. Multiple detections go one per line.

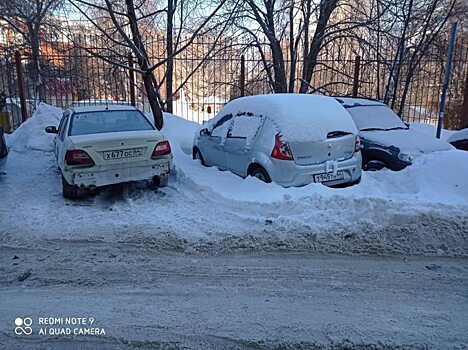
(39, 95), (463, 199)
(192, 94), (456, 187)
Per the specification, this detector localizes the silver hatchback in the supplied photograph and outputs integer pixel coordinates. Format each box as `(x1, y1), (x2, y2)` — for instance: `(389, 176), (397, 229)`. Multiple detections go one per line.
(192, 94), (362, 187)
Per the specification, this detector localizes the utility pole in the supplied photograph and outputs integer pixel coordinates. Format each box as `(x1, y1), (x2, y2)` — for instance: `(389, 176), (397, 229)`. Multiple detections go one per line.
(436, 22), (458, 138)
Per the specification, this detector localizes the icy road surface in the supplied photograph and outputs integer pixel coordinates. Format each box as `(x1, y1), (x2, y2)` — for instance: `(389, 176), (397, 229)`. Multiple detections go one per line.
(0, 242), (467, 349)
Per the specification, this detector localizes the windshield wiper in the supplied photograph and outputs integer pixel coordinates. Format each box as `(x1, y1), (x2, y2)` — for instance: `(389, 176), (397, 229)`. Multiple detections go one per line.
(359, 127), (386, 131)
(360, 126), (408, 132)
(385, 126), (409, 131)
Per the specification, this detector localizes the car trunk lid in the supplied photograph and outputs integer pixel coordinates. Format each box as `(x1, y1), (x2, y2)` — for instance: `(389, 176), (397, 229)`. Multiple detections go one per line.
(289, 131), (356, 166)
(69, 130), (163, 166)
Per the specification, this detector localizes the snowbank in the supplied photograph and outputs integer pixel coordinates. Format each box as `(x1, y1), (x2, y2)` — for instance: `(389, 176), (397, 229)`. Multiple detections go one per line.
(410, 123), (456, 141)
(447, 128), (468, 143)
(204, 94), (357, 142)
(6, 103), (62, 153)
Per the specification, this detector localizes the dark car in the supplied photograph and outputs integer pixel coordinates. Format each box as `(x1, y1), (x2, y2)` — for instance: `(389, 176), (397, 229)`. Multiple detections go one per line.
(447, 128), (468, 151)
(0, 126), (7, 174)
(335, 97), (453, 171)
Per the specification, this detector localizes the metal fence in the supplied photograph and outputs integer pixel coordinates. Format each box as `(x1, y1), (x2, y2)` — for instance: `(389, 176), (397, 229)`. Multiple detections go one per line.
(0, 32), (467, 131)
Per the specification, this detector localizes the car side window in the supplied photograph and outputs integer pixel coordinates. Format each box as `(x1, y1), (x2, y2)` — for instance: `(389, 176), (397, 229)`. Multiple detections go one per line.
(227, 113), (263, 140)
(58, 114), (69, 141)
(211, 114), (233, 137)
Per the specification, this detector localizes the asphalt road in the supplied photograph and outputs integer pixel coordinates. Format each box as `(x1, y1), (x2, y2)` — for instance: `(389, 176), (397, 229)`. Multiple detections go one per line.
(0, 241), (467, 349)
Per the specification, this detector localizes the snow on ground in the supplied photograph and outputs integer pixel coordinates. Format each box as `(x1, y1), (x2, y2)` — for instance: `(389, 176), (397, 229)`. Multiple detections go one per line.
(0, 105), (467, 257)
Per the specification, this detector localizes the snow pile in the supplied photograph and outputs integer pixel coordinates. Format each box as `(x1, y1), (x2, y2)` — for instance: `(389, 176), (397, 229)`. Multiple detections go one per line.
(6, 103), (62, 153)
(447, 128), (468, 143)
(410, 123), (456, 141)
(206, 94), (357, 142)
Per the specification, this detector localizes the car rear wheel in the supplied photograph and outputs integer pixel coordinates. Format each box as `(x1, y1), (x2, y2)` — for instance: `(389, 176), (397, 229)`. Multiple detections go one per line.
(62, 175), (78, 200)
(152, 175), (169, 187)
(193, 148), (206, 166)
(250, 166), (272, 183)
(363, 159), (386, 171)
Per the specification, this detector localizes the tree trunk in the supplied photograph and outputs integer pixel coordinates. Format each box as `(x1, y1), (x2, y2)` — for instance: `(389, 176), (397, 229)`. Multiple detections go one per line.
(30, 24), (44, 104)
(299, 0), (338, 93)
(143, 71), (164, 130)
(166, 0), (174, 113)
(125, 0), (164, 130)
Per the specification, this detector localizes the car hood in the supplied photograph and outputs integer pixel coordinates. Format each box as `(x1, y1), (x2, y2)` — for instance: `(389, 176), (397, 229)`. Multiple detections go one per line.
(360, 129), (454, 154)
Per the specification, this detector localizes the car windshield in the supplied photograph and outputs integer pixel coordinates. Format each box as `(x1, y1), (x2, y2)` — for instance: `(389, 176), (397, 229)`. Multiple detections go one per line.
(68, 110), (154, 136)
(346, 105), (408, 131)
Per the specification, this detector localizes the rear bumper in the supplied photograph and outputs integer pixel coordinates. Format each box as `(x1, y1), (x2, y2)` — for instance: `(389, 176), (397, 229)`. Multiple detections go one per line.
(63, 158), (172, 188)
(265, 152), (362, 187)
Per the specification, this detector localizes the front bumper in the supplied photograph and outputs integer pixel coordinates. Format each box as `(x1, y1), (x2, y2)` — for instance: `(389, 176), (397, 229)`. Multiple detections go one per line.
(266, 152), (362, 187)
(63, 159), (172, 188)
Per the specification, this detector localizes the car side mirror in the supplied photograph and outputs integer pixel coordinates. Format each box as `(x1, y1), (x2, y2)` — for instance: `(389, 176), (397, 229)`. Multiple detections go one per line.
(45, 126), (58, 134)
(200, 128), (211, 136)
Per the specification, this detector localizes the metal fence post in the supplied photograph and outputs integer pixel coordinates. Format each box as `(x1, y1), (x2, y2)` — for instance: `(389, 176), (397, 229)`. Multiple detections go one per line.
(352, 56), (361, 97)
(460, 70), (468, 129)
(436, 22), (458, 138)
(240, 55), (245, 97)
(128, 53), (136, 107)
(14, 51), (28, 123)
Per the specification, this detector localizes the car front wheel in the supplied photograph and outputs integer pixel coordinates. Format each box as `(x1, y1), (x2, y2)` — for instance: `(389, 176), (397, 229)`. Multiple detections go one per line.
(193, 148), (206, 166)
(363, 159), (386, 171)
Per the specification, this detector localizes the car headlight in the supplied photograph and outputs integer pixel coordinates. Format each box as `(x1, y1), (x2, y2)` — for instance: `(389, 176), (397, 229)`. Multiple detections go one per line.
(398, 153), (413, 163)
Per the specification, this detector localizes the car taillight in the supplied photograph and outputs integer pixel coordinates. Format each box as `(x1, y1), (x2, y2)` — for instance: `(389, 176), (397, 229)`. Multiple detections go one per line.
(271, 133), (294, 161)
(152, 140), (171, 158)
(65, 149), (94, 166)
(355, 135), (361, 152)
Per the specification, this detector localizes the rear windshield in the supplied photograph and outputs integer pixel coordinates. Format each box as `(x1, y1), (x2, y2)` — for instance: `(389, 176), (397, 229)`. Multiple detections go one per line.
(346, 105), (407, 131)
(68, 110), (154, 136)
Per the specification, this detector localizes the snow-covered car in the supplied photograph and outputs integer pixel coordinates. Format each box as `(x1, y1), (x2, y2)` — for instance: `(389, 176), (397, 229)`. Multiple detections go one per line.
(447, 128), (468, 151)
(336, 97), (453, 171)
(193, 94), (362, 187)
(45, 105), (172, 199)
(0, 126), (7, 175)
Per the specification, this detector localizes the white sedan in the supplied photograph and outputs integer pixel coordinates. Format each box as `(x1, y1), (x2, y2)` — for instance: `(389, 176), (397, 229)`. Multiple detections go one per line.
(45, 105), (172, 199)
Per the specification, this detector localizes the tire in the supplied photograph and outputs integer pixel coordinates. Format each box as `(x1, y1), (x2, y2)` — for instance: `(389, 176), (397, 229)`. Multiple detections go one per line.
(349, 176), (361, 186)
(250, 166), (272, 183)
(193, 148), (206, 166)
(152, 175), (169, 188)
(62, 175), (78, 200)
(363, 159), (386, 171)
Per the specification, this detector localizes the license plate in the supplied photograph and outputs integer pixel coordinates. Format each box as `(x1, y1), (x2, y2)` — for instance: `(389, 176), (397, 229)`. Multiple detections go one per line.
(313, 171), (344, 183)
(103, 148), (143, 160)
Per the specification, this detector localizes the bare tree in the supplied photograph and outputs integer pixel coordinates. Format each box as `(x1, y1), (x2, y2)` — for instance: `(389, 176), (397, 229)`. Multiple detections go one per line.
(66, 0), (230, 130)
(0, 0), (63, 103)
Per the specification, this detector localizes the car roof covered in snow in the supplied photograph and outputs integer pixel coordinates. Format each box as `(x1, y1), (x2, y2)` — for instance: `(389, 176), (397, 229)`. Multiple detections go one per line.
(68, 105), (140, 114)
(447, 128), (468, 143)
(334, 97), (386, 108)
(211, 94), (357, 142)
